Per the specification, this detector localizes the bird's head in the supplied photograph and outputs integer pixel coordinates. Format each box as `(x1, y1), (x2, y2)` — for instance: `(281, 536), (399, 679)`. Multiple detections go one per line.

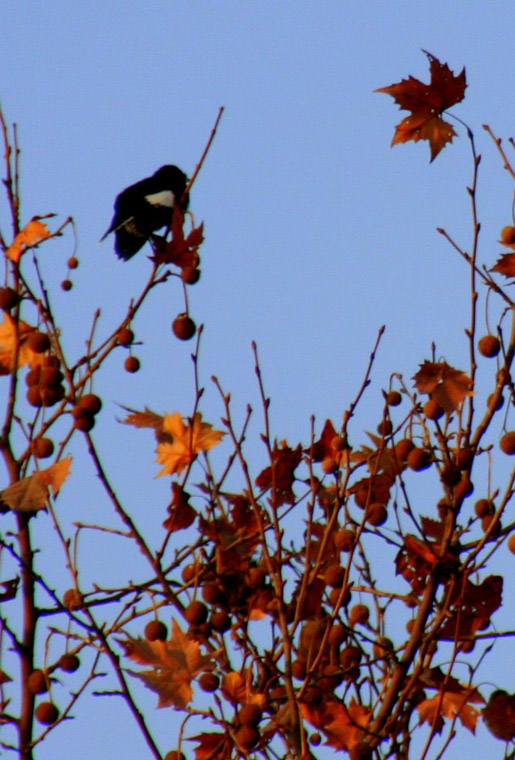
(153, 165), (188, 187)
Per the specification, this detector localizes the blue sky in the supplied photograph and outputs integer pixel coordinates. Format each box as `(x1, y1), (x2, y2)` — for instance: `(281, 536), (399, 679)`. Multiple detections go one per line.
(1, 2), (514, 758)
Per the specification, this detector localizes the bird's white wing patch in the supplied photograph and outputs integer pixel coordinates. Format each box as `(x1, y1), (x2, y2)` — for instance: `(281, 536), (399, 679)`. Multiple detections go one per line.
(145, 190), (175, 207)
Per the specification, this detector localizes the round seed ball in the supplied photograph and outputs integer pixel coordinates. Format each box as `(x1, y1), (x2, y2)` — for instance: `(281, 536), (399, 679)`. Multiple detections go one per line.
(478, 335), (501, 358)
(35, 701), (59, 725)
(145, 620), (168, 641)
(500, 432), (515, 455)
(59, 653), (80, 673)
(172, 314), (196, 341)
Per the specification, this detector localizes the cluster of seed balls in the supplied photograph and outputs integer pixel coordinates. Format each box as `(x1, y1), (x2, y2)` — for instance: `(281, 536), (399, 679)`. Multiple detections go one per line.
(142, 557), (393, 754)
(319, 329), (515, 544)
(117, 313), (198, 376)
(143, 579), (269, 754)
(29, 589), (92, 726)
(28, 651), (80, 726)
(352, 327), (515, 543)
(20, 326), (103, 435)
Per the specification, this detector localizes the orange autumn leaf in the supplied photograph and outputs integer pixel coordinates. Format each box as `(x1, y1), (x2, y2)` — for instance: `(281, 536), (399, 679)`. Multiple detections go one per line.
(155, 412), (224, 477)
(6, 217), (53, 262)
(0, 457), (72, 513)
(221, 671), (265, 707)
(414, 667), (484, 734)
(0, 315), (39, 374)
(491, 252), (515, 279)
(121, 620), (214, 709)
(350, 472), (394, 508)
(189, 732), (232, 760)
(326, 701), (371, 751)
(413, 360), (473, 413)
(248, 585), (274, 620)
(221, 671), (248, 704)
(417, 689), (483, 734)
(376, 52), (466, 161)
(302, 698), (371, 751)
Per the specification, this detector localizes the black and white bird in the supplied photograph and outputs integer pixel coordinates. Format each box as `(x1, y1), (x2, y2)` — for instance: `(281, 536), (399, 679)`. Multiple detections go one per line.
(101, 165), (189, 260)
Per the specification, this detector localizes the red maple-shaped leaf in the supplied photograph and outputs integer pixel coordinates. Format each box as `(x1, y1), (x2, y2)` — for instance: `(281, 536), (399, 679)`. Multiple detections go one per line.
(376, 52), (466, 161)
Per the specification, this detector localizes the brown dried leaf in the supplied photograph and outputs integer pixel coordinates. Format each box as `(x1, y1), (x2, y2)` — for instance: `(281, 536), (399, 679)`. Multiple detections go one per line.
(396, 534), (458, 593)
(302, 697), (371, 751)
(438, 575), (502, 640)
(162, 482), (197, 533)
(420, 516), (445, 541)
(352, 433), (405, 478)
(0, 457), (72, 513)
(122, 406), (164, 431)
(310, 419), (338, 462)
(417, 689), (482, 734)
(255, 442), (302, 506)
(350, 472), (394, 507)
(121, 620), (214, 709)
(189, 732), (233, 760)
(199, 511), (260, 575)
(155, 203), (204, 269)
(0, 578), (19, 602)
(413, 360), (473, 413)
